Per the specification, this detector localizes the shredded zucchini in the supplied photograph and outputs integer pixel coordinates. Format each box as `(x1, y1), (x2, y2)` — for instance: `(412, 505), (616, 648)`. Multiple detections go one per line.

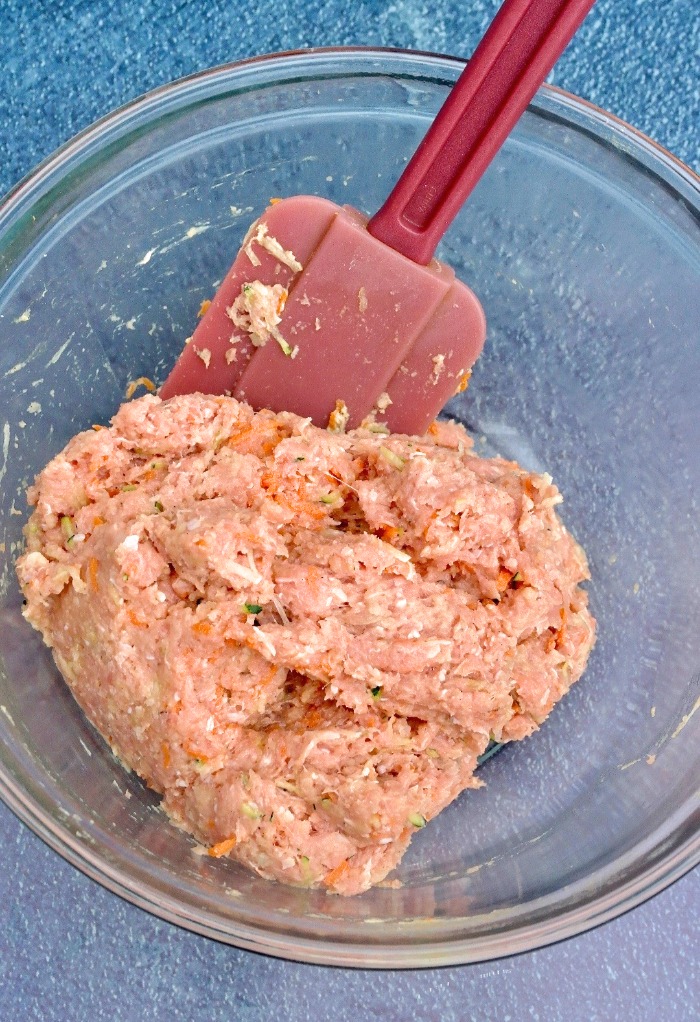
(241, 801), (262, 820)
(379, 446), (405, 470)
(60, 516), (75, 544)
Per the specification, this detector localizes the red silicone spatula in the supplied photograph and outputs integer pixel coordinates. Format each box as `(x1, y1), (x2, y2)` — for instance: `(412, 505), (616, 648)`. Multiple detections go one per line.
(161, 0), (596, 433)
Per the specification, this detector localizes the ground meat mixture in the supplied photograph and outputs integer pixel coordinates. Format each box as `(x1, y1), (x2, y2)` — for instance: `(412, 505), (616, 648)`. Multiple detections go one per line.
(16, 394), (595, 894)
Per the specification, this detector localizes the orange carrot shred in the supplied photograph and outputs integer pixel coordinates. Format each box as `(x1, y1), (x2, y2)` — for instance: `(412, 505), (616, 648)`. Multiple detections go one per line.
(454, 369), (472, 395)
(88, 557), (99, 592)
(197, 299), (212, 318)
(303, 709), (323, 729)
(496, 568), (512, 592)
(184, 742), (208, 761)
(259, 664), (280, 688)
(276, 289), (288, 315)
(125, 376), (157, 400)
(324, 859), (349, 887)
(162, 742), (171, 769)
(208, 836), (237, 858)
(379, 525), (400, 543)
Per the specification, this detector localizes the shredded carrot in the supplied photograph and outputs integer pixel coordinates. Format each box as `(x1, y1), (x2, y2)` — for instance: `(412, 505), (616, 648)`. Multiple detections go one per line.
(496, 568), (512, 592)
(421, 509), (440, 538)
(92, 515), (105, 528)
(127, 609), (148, 628)
(91, 424), (103, 431)
(197, 299), (212, 318)
(379, 525), (400, 543)
(269, 196), (282, 205)
(125, 376), (157, 400)
(454, 369), (472, 395)
(305, 565), (322, 600)
(225, 420), (287, 457)
(208, 836), (237, 858)
(427, 421), (440, 436)
(162, 742), (171, 769)
(303, 709), (323, 729)
(282, 490), (327, 519)
(184, 742), (209, 761)
(192, 619), (213, 635)
(324, 859), (349, 887)
(223, 422), (258, 450)
(259, 664), (280, 688)
(88, 557), (99, 592)
(327, 399), (350, 434)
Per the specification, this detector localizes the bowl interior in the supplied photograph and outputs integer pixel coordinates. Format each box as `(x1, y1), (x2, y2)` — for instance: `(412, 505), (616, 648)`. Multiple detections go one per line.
(0, 51), (698, 967)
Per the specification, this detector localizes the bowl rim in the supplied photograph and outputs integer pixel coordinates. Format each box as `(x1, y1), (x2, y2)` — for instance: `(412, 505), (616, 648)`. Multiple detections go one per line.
(2, 45), (698, 218)
(0, 45), (698, 969)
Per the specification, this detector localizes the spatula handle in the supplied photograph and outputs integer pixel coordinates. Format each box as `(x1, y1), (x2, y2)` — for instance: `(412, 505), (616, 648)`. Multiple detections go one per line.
(368, 0), (596, 265)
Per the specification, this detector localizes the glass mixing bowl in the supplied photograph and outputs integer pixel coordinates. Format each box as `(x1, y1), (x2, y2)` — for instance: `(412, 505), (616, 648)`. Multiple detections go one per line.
(0, 49), (698, 968)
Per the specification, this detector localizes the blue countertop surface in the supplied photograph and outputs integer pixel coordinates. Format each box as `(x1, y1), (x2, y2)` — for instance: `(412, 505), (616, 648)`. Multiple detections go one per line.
(1, 1), (698, 1019)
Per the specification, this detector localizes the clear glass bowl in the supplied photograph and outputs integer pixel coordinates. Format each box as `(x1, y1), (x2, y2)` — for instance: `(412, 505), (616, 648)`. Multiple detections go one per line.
(0, 49), (698, 969)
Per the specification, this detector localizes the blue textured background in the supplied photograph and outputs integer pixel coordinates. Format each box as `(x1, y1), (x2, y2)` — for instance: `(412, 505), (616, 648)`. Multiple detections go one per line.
(1, 1), (698, 1019)
(2, 0), (699, 196)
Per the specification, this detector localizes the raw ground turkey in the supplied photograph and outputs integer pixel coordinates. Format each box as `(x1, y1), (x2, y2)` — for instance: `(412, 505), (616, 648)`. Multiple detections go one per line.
(16, 394), (595, 894)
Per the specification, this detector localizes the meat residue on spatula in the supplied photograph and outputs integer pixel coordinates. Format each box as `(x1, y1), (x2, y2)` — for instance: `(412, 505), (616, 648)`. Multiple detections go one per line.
(159, 196), (487, 435)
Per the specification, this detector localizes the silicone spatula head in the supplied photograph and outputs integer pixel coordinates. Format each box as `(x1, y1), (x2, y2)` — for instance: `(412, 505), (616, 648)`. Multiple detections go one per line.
(159, 196), (485, 433)
(161, 0), (596, 433)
